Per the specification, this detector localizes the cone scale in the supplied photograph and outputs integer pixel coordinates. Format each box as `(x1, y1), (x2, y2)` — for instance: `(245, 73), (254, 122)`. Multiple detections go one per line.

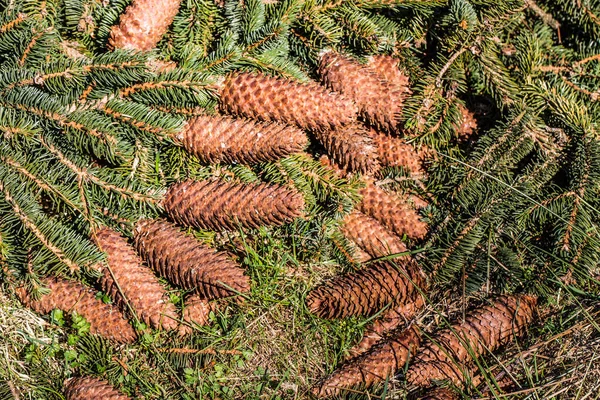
(178, 294), (212, 336)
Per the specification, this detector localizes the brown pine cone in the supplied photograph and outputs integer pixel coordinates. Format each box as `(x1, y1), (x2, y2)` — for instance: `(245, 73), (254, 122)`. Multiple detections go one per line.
(219, 72), (357, 132)
(163, 179), (305, 231)
(341, 210), (407, 260)
(347, 293), (425, 359)
(455, 103), (478, 140)
(178, 294), (212, 336)
(313, 326), (420, 398)
(319, 154), (348, 178)
(94, 228), (179, 331)
(108, 0), (181, 51)
(134, 219), (249, 298)
(177, 115), (308, 164)
(407, 295), (537, 388)
(359, 183), (428, 240)
(64, 376), (131, 400)
(16, 277), (136, 344)
(366, 55), (412, 97)
(367, 128), (428, 176)
(319, 51), (404, 134)
(313, 123), (380, 175)
(419, 387), (459, 400)
(306, 259), (425, 319)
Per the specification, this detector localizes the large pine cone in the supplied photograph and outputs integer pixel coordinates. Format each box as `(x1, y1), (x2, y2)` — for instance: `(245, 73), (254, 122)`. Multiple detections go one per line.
(94, 228), (179, 331)
(219, 72), (357, 132)
(367, 128), (428, 176)
(134, 219), (249, 298)
(108, 0), (181, 51)
(359, 183), (428, 240)
(341, 210), (407, 260)
(347, 294), (425, 359)
(319, 51), (405, 134)
(178, 115), (308, 164)
(16, 277), (136, 344)
(407, 295), (537, 387)
(313, 326), (420, 398)
(313, 123), (380, 175)
(163, 179), (305, 231)
(366, 55), (412, 97)
(64, 376), (131, 400)
(178, 294), (212, 336)
(306, 259), (425, 319)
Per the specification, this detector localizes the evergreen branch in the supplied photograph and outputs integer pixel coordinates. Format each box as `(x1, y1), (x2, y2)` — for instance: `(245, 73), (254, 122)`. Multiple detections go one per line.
(40, 138), (161, 204)
(0, 13), (27, 33)
(0, 180), (80, 273)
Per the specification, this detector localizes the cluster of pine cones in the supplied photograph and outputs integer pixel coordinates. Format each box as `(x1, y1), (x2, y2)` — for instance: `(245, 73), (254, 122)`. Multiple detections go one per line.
(13, 0), (530, 399)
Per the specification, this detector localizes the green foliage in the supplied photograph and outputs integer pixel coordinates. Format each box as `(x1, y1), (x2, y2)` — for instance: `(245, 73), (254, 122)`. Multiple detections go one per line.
(2, 0), (600, 398)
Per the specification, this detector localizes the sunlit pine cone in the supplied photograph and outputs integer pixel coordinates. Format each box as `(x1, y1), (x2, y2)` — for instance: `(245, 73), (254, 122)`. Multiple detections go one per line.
(347, 293), (425, 359)
(177, 114), (308, 164)
(367, 127), (428, 176)
(306, 259), (425, 319)
(366, 55), (412, 98)
(313, 123), (380, 175)
(359, 183), (428, 240)
(108, 0), (181, 51)
(134, 219), (249, 299)
(455, 103), (478, 140)
(94, 228), (179, 331)
(341, 210), (407, 260)
(219, 72), (357, 132)
(163, 179), (305, 231)
(16, 277), (136, 344)
(64, 376), (131, 400)
(407, 295), (537, 387)
(178, 294), (212, 336)
(313, 326), (421, 398)
(319, 51), (405, 134)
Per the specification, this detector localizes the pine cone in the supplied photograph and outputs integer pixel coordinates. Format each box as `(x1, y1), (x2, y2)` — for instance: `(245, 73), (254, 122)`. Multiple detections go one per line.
(359, 183), (428, 240)
(418, 387), (459, 400)
(178, 294), (212, 336)
(341, 210), (407, 260)
(177, 115), (308, 164)
(319, 51), (404, 133)
(163, 179), (305, 231)
(64, 377), (130, 400)
(219, 72), (357, 132)
(16, 277), (136, 344)
(367, 128), (428, 176)
(347, 294), (425, 359)
(94, 228), (179, 331)
(306, 259), (424, 319)
(134, 219), (249, 298)
(366, 55), (412, 97)
(313, 123), (380, 175)
(407, 295), (537, 388)
(455, 103), (478, 140)
(108, 0), (181, 51)
(313, 326), (420, 398)
(319, 154), (348, 178)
